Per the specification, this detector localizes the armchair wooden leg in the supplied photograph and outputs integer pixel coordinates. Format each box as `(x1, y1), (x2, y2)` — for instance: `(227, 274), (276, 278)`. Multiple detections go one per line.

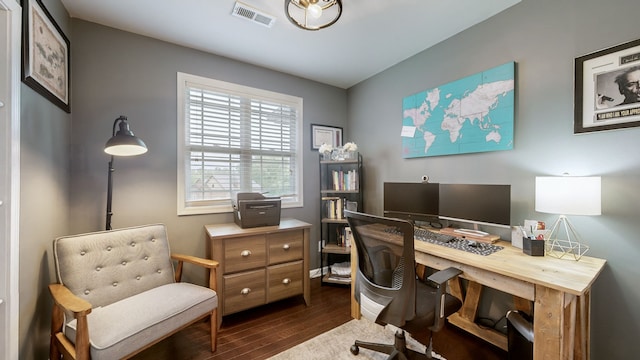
(50, 305), (64, 360)
(50, 339), (62, 360)
(210, 309), (218, 352)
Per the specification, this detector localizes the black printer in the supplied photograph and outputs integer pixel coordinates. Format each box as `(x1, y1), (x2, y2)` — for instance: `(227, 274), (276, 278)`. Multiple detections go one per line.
(232, 192), (281, 228)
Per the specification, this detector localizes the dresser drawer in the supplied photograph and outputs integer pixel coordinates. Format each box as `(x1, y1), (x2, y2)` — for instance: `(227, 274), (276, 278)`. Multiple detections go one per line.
(267, 260), (303, 303)
(223, 269), (266, 315)
(223, 235), (266, 273)
(268, 230), (303, 265)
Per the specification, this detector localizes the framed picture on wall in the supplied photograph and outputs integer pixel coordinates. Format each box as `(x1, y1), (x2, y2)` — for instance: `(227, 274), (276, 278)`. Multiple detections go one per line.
(311, 124), (343, 150)
(22, 0), (71, 113)
(575, 38), (640, 133)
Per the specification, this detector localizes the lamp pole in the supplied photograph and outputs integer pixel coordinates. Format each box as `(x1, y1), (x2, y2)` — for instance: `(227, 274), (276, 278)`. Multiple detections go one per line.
(106, 155), (115, 230)
(104, 116), (147, 230)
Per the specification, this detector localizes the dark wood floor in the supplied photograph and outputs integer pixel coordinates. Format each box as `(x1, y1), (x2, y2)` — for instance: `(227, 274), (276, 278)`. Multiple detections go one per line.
(132, 278), (507, 360)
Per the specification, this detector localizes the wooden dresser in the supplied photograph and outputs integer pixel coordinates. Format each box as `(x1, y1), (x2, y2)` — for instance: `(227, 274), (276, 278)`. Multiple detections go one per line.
(205, 218), (311, 326)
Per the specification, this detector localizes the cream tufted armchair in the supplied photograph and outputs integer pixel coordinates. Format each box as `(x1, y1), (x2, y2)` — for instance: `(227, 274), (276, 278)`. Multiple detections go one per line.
(48, 224), (219, 360)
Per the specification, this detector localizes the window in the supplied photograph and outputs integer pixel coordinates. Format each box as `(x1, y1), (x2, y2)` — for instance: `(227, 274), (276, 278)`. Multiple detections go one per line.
(177, 73), (303, 215)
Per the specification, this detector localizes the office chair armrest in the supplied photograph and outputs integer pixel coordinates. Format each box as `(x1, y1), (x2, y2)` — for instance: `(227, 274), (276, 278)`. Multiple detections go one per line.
(426, 267), (462, 287)
(425, 267), (462, 332)
(506, 310), (534, 342)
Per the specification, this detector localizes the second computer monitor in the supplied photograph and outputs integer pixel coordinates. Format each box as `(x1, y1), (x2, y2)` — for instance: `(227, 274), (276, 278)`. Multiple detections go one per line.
(438, 183), (511, 228)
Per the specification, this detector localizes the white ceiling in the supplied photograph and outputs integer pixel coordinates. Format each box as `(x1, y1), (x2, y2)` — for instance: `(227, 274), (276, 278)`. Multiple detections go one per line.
(60, 0), (520, 89)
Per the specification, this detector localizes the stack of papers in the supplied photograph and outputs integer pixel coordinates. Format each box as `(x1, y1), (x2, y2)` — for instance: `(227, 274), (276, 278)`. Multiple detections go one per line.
(330, 261), (351, 277)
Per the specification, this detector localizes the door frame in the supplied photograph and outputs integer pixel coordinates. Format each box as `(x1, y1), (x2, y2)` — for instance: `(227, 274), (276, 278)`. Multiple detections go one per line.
(0, 0), (21, 359)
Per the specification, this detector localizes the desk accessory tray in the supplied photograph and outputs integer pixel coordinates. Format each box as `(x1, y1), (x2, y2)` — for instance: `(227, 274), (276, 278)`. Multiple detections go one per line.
(440, 227), (500, 243)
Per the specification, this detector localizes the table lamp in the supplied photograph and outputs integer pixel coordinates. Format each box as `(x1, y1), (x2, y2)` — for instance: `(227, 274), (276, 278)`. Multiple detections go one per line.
(104, 115), (147, 230)
(534, 175), (601, 260)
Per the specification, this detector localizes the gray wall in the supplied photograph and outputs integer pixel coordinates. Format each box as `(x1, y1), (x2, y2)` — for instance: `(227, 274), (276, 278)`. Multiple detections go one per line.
(347, 0), (640, 358)
(68, 20), (347, 272)
(19, 1), (71, 359)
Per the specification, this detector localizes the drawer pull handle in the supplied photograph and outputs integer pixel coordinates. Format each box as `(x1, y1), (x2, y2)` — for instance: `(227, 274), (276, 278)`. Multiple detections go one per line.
(282, 278), (291, 285)
(240, 250), (252, 257)
(241, 287), (251, 295)
(283, 244), (290, 250)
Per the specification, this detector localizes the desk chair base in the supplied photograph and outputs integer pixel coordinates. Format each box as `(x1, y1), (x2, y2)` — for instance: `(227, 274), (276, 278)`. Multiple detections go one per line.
(350, 329), (434, 360)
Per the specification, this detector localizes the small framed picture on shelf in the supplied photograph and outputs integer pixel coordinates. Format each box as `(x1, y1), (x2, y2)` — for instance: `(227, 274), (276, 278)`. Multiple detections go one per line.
(311, 124), (342, 150)
(574, 38), (640, 133)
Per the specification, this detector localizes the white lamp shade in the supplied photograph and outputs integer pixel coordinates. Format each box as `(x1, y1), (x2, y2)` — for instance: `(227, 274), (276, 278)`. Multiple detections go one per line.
(535, 176), (601, 216)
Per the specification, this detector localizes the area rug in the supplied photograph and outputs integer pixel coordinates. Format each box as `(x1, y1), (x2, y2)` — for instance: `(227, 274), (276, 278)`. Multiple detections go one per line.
(267, 318), (445, 360)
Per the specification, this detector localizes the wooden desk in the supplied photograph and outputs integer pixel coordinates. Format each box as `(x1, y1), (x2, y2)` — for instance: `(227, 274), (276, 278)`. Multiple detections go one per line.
(350, 239), (606, 360)
(206, 219), (311, 327)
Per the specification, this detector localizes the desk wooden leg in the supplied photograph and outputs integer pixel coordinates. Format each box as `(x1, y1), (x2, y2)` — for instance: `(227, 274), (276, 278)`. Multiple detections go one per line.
(564, 295), (577, 360)
(460, 281), (483, 321)
(574, 292), (590, 360)
(350, 244), (360, 319)
(415, 264), (427, 280)
(448, 280), (508, 351)
(533, 285), (564, 360)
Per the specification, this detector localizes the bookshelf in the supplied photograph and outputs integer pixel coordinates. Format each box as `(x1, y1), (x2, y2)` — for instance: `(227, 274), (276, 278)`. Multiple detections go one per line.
(319, 153), (363, 285)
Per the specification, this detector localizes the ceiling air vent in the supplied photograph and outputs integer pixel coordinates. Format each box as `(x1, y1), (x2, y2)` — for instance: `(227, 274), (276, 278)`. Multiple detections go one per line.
(232, 2), (276, 28)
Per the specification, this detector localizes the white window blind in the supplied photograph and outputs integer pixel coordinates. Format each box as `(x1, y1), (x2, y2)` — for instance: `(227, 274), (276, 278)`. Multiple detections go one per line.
(177, 73), (303, 215)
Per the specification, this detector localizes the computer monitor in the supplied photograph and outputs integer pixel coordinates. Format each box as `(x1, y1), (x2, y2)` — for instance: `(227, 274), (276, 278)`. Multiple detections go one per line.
(383, 182), (440, 224)
(438, 184), (511, 228)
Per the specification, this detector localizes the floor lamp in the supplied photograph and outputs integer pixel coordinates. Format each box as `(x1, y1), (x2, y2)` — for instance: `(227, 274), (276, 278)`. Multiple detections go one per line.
(534, 176), (601, 260)
(104, 115), (147, 230)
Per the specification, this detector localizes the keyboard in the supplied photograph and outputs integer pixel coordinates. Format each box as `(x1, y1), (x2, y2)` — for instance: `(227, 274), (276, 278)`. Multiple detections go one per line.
(414, 227), (503, 256)
(414, 227), (455, 243)
(382, 226), (503, 256)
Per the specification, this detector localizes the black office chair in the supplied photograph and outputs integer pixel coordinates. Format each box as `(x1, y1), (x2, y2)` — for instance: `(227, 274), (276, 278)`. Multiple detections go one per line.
(345, 210), (463, 360)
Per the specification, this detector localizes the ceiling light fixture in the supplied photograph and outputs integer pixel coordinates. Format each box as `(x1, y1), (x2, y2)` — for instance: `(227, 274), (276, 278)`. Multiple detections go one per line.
(285, 0), (342, 31)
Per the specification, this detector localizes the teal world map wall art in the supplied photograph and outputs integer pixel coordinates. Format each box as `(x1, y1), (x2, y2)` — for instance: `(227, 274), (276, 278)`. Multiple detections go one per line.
(401, 62), (515, 158)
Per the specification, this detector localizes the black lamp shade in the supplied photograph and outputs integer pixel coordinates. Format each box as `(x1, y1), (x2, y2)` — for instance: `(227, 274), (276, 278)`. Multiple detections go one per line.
(104, 117), (148, 156)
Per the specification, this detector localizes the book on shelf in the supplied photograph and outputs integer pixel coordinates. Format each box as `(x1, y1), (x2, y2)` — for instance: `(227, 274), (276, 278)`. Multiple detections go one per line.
(331, 169), (358, 191)
(323, 197), (353, 220)
(344, 227), (353, 248)
(322, 197), (340, 219)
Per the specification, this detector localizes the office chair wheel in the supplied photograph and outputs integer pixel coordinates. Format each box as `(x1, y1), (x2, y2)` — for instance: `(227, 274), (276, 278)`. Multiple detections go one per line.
(350, 344), (360, 355)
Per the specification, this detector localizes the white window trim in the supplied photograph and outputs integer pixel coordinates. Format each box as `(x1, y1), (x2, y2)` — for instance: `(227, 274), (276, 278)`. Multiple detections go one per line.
(177, 72), (304, 215)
